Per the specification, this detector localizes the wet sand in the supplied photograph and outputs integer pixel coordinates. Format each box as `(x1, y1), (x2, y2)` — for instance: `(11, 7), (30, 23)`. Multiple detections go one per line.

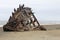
(0, 24), (60, 40)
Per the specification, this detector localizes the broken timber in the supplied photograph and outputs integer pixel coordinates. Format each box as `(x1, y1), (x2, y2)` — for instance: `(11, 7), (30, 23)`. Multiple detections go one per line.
(3, 4), (46, 31)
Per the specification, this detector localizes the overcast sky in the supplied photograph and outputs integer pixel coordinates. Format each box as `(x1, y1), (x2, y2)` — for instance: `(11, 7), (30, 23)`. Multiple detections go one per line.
(0, 0), (60, 21)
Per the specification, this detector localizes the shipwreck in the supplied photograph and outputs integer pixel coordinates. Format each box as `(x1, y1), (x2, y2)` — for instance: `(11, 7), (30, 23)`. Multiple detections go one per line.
(3, 4), (46, 31)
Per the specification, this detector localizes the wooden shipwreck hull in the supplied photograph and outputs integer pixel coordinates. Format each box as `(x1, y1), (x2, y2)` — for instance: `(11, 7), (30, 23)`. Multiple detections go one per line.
(3, 4), (46, 31)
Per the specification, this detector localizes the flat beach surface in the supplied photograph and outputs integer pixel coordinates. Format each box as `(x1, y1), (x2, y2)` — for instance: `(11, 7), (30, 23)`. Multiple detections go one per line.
(0, 25), (60, 40)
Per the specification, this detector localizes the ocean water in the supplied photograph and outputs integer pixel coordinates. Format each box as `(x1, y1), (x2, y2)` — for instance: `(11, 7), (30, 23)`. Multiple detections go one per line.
(0, 21), (7, 25)
(40, 21), (60, 25)
(0, 21), (60, 25)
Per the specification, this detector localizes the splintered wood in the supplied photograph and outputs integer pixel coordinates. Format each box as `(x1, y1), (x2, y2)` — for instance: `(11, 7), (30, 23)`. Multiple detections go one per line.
(3, 4), (46, 31)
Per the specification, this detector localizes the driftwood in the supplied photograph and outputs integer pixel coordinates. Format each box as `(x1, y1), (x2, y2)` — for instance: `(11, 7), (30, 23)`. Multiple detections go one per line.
(3, 4), (46, 31)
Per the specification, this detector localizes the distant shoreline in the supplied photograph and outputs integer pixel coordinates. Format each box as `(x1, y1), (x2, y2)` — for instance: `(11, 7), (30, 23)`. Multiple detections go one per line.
(0, 24), (60, 30)
(0, 25), (3, 27)
(0, 23), (60, 27)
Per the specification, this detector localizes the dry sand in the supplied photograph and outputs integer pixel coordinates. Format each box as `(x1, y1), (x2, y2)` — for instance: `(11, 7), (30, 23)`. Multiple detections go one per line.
(0, 25), (60, 40)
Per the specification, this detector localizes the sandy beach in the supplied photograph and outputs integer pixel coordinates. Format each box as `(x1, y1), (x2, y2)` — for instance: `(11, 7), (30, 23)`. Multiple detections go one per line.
(0, 24), (60, 40)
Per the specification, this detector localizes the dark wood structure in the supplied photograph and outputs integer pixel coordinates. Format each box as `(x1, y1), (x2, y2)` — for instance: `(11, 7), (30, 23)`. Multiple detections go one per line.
(3, 4), (46, 31)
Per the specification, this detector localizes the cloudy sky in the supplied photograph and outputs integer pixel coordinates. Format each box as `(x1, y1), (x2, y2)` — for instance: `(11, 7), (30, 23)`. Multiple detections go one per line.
(0, 0), (60, 21)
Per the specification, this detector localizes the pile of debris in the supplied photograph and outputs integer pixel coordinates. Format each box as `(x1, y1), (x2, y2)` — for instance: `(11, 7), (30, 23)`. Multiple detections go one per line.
(3, 4), (46, 31)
